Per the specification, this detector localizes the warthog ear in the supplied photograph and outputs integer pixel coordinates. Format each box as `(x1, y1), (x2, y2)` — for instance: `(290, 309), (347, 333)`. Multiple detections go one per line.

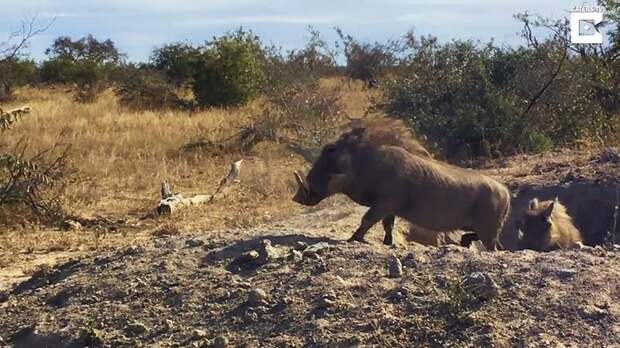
(327, 174), (347, 193)
(529, 198), (539, 210)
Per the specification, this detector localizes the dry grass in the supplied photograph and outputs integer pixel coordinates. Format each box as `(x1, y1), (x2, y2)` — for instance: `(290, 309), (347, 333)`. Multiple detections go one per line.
(0, 78), (374, 277)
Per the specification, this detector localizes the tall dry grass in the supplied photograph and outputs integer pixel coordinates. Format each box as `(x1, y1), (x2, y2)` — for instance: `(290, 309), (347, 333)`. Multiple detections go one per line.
(0, 78), (375, 244)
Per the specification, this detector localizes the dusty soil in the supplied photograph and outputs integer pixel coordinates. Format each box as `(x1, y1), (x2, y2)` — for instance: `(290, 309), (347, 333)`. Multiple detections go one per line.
(1, 200), (620, 348)
(1, 148), (619, 347)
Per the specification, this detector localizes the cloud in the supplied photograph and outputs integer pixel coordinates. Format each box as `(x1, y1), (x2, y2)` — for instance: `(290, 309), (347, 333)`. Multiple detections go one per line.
(175, 15), (382, 27)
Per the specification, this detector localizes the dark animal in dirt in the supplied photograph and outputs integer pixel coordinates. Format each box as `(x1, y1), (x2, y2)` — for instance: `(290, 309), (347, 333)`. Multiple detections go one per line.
(293, 128), (511, 250)
(517, 198), (583, 251)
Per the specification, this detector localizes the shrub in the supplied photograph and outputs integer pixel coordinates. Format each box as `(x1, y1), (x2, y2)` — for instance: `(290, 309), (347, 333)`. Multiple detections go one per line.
(115, 68), (187, 111)
(0, 107), (70, 225)
(0, 58), (36, 101)
(192, 29), (266, 107)
(384, 11), (620, 159)
(336, 28), (398, 84)
(150, 42), (202, 87)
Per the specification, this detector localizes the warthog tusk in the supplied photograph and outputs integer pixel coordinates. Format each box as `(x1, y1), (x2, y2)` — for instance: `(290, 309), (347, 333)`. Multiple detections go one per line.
(517, 229), (524, 241)
(293, 171), (308, 191)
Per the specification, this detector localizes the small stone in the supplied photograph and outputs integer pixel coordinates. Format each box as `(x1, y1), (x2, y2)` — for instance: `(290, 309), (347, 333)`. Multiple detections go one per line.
(46, 289), (71, 307)
(192, 329), (207, 338)
(295, 241), (308, 250)
(185, 238), (204, 248)
(580, 305), (607, 320)
(462, 272), (499, 300)
(288, 249), (303, 262)
(317, 297), (335, 308)
(164, 319), (174, 331)
(256, 239), (287, 265)
(214, 335), (229, 348)
(247, 288), (269, 307)
(317, 291), (337, 308)
(388, 255), (403, 278)
(233, 250), (260, 264)
(123, 245), (143, 256)
(303, 242), (330, 257)
(124, 322), (148, 336)
(0, 290), (8, 303)
(556, 268), (577, 280)
(61, 219), (82, 231)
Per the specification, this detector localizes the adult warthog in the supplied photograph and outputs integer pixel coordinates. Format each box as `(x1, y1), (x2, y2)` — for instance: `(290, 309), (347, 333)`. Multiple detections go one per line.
(292, 126), (511, 250)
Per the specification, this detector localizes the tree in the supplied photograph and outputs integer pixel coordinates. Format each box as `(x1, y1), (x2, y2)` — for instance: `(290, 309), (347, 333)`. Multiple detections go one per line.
(0, 17), (53, 101)
(150, 42), (202, 87)
(40, 34), (125, 102)
(192, 28), (266, 107)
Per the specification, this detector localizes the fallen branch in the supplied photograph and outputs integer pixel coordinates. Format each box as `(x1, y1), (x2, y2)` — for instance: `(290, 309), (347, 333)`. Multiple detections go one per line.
(0, 105), (31, 130)
(155, 160), (243, 215)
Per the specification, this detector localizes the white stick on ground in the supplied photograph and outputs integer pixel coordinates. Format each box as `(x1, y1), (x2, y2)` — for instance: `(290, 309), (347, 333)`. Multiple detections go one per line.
(156, 160), (244, 214)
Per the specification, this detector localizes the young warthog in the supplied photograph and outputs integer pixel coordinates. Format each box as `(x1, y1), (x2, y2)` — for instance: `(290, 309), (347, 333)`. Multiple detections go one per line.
(293, 133), (511, 250)
(517, 198), (583, 251)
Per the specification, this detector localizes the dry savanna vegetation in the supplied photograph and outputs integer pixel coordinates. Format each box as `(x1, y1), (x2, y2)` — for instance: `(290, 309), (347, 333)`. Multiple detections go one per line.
(0, 79), (375, 272)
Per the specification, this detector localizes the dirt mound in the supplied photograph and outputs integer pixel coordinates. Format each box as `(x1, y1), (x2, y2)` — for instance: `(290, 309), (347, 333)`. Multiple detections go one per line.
(1, 214), (619, 347)
(479, 149), (620, 249)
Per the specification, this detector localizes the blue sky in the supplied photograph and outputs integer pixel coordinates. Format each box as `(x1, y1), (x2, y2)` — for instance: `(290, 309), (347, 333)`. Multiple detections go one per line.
(0, 0), (599, 62)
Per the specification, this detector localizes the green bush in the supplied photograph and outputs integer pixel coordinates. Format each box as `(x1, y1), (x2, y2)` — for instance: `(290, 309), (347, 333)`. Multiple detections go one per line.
(150, 42), (202, 87)
(0, 58), (37, 101)
(192, 29), (266, 107)
(384, 22), (619, 159)
(39, 35), (124, 102)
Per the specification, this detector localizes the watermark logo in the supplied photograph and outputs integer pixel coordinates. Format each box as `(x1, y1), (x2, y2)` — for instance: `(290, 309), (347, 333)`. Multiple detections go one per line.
(570, 5), (604, 44)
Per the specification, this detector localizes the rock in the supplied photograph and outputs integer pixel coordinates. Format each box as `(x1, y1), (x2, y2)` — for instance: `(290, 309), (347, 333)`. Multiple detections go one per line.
(255, 239), (287, 265)
(288, 249), (303, 262)
(0, 290), (8, 303)
(61, 219), (82, 231)
(233, 250), (260, 264)
(303, 242), (330, 257)
(247, 288), (269, 307)
(214, 335), (229, 348)
(317, 291), (337, 308)
(123, 245), (143, 256)
(124, 322), (148, 336)
(387, 255), (403, 278)
(599, 148), (620, 163)
(556, 268), (578, 280)
(185, 238), (204, 248)
(46, 289), (71, 307)
(580, 305), (607, 320)
(192, 329), (207, 338)
(462, 272), (499, 300)
(295, 241), (308, 250)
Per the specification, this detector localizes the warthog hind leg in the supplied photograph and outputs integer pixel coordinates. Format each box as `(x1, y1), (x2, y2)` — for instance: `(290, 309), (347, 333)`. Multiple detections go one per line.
(348, 206), (388, 243)
(382, 215), (395, 245)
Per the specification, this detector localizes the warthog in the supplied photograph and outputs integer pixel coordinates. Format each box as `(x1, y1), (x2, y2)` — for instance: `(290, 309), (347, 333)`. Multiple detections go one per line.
(292, 124), (511, 250)
(517, 198), (583, 251)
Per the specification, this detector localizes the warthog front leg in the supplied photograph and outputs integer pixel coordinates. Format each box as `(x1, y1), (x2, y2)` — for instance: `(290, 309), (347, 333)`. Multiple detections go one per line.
(348, 206), (388, 243)
(382, 215), (395, 246)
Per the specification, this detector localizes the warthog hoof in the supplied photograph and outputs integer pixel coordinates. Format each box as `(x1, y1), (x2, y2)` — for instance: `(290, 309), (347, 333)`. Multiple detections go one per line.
(347, 236), (369, 244)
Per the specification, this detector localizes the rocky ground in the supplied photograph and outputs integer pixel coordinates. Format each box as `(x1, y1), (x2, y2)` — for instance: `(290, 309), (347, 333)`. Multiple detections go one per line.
(1, 200), (620, 347)
(1, 148), (619, 347)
